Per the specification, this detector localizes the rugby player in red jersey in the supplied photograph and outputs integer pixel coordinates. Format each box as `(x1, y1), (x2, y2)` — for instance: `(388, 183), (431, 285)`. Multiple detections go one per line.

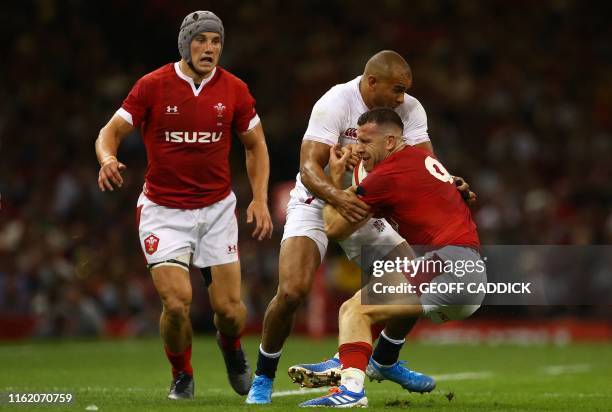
(250, 51), (475, 405)
(94, 11), (272, 400)
(300, 108), (486, 407)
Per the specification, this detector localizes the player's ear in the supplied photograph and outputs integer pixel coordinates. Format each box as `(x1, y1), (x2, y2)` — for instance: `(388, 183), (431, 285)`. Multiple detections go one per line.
(367, 75), (377, 88)
(385, 135), (396, 150)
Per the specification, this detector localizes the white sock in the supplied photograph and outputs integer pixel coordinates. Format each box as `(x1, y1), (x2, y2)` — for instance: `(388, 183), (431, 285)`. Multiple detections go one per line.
(380, 330), (406, 345)
(259, 344), (282, 358)
(340, 368), (365, 393)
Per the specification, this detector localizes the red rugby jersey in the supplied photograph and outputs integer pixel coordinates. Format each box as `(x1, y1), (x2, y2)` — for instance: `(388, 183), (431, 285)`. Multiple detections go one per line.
(118, 63), (258, 209)
(357, 146), (480, 249)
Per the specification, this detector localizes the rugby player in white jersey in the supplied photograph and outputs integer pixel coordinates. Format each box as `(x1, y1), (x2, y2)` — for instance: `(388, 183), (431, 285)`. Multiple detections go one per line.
(247, 50), (474, 404)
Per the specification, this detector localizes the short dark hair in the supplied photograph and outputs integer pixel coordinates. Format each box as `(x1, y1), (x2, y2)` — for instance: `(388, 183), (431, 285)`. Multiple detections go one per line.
(357, 108), (404, 133)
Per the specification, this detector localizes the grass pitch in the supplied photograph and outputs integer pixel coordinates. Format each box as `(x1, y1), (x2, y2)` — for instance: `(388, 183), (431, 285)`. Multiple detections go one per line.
(1, 336), (611, 411)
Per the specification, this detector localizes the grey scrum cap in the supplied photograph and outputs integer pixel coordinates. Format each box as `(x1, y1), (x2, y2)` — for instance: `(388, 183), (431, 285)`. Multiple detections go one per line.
(178, 11), (224, 62)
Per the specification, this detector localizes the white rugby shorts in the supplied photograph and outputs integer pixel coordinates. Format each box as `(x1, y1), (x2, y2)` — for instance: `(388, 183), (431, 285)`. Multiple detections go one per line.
(420, 246), (487, 323)
(136, 191), (239, 268)
(281, 196), (404, 265)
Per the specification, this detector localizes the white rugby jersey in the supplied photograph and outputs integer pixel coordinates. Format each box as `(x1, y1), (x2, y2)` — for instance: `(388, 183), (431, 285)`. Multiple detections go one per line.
(291, 76), (430, 205)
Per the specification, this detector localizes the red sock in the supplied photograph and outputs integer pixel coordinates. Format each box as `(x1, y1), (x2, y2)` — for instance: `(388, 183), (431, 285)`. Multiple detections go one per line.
(219, 332), (242, 352)
(371, 324), (384, 340)
(339, 342), (373, 372)
(165, 345), (193, 378)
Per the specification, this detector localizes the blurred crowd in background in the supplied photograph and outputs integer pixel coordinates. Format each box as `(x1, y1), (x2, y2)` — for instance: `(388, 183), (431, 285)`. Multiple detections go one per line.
(0, 0), (610, 338)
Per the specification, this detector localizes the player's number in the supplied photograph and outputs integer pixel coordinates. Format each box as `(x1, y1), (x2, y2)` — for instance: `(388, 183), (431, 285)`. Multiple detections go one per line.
(425, 156), (453, 184)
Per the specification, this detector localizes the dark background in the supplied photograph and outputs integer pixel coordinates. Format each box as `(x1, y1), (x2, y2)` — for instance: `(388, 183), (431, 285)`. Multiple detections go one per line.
(0, 0), (610, 338)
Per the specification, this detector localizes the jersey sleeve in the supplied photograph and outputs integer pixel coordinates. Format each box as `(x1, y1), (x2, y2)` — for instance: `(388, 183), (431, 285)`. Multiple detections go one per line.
(356, 171), (394, 218)
(403, 98), (430, 146)
(117, 76), (151, 128)
(233, 81), (259, 133)
(303, 90), (346, 146)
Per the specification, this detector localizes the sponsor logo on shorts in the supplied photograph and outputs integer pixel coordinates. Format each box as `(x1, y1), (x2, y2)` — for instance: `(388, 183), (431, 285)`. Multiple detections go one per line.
(372, 219), (386, 233)
(144, 234), (159, 255)
(227, 244), (237, 254)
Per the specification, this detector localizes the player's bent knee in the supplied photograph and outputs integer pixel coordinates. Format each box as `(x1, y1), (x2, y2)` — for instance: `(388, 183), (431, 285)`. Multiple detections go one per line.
(339, 299), (351, 319)
(339, 295), (363, 320)
(278, 283), (310, 311)
(162, 295), (191, 319)
(213, 299), (244, 322)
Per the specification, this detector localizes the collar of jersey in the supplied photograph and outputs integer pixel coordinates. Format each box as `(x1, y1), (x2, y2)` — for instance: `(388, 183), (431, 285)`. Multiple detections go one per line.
(174, 62), (216, 97)
(352, 75), (369, 112)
